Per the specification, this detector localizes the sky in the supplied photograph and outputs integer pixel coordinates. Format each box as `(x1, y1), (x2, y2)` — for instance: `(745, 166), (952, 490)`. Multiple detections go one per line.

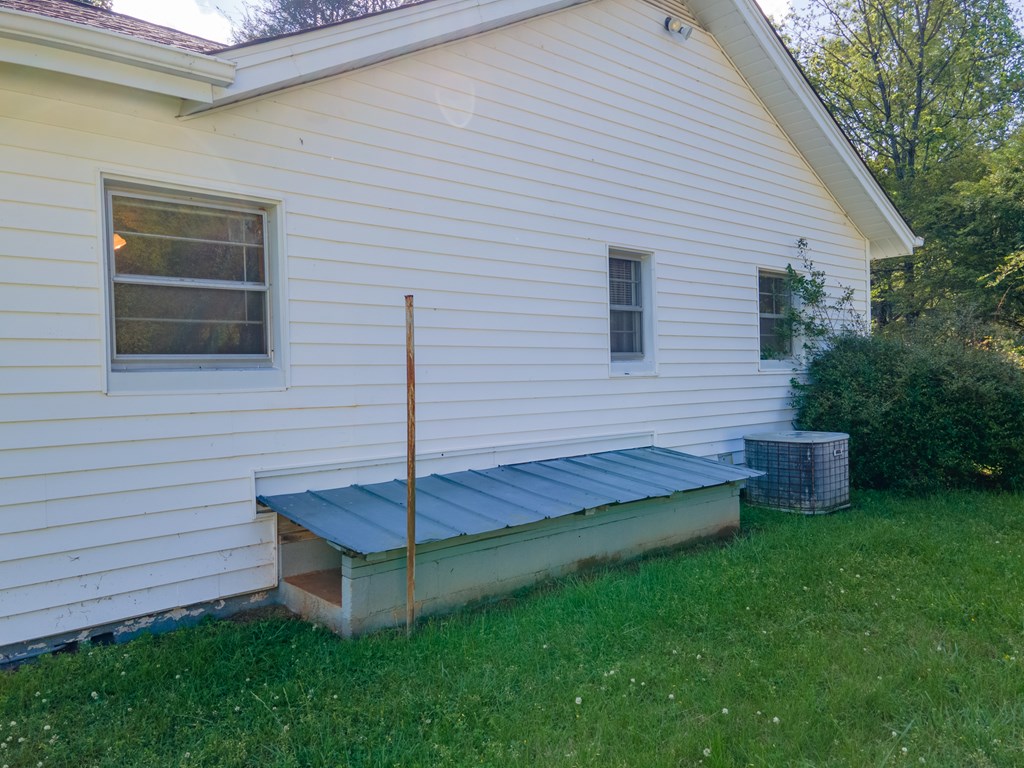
(111, 0), (793, 45)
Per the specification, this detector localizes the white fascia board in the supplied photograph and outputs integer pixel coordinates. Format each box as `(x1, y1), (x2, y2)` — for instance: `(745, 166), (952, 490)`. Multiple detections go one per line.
(0, 7), (235, 102)
(686, 0), (919, 260)
(182, 0), (592, 115)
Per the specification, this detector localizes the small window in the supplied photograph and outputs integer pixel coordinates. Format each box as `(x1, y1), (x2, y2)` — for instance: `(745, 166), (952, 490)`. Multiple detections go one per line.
(608, 248), (656, 375)
(758, 269), (792, 360)
(609, 254), (644, 360)
(107, 188), (272, 370)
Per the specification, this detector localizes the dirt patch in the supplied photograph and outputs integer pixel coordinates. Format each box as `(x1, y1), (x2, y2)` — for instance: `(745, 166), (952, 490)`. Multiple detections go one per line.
(224, 604), (298, 624)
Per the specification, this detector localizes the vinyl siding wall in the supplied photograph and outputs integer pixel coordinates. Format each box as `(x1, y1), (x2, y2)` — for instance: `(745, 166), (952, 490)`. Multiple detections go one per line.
(0, 0), (868, 646)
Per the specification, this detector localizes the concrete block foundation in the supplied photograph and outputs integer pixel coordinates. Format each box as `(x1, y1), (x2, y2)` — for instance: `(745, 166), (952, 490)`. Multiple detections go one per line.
(275, 483), (741, 636)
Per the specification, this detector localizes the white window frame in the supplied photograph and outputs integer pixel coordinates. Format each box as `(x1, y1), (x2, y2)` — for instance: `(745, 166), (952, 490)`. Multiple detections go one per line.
(757, 268), (795, 370)
(102, 179), (288, 394)
(608, 247), (657, 377)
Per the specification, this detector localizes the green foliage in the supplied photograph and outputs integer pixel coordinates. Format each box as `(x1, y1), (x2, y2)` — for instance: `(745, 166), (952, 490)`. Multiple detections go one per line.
(781, 0), (1024, 334)
(783, 238), (867, 363)
(231, 0), (403, 42)
(793, 334), (1024, 492)
(782, 0), (1024, 186)
(4, 492), (1024, 766)
(872, 130), (1024, 333)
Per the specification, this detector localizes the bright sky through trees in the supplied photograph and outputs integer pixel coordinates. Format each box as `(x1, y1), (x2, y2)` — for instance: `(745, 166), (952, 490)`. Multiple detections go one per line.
(111, 0), (794, 44)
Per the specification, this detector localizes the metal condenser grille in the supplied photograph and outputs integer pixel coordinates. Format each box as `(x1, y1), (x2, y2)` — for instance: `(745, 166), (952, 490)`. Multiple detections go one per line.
(744, 432), (850, 514)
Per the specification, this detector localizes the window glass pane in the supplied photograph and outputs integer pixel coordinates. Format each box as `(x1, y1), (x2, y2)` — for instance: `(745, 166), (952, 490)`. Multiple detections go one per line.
(113, 196), (263, 244)
(759, 317), (791, 358)
(115, 238), (265, 283)
(113, 283), (266, 356)
(610, 309), (643, 356)
(112, 196), (265, 283)
(759, 270), (792, 360)
(609, 257), (640, 308)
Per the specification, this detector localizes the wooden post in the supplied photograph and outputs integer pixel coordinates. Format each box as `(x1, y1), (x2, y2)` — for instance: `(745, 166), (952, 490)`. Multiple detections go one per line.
(405, 295), (416, 636)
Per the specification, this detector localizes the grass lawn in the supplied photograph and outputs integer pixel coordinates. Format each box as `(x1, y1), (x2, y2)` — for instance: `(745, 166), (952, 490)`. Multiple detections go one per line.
(2, 491), (1023, 767)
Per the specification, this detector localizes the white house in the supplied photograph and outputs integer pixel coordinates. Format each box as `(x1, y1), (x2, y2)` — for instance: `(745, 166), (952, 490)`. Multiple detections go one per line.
(0, 0), (916, 659)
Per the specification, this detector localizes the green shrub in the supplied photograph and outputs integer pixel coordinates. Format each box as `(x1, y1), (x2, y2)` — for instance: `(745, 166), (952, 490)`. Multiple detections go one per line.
(793, 334), (1024, 493)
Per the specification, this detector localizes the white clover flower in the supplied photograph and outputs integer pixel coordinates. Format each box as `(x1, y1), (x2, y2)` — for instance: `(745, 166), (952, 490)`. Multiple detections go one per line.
(575, 697), (582, 705)
(722, 708), (729, 715)
(90, 692), (99, 700)
(703, 748), (712, 757)
(902, 747), (908, 754)
(43, 726), (50, 732)
(772, 716), (780, 724)
(892, 731), (898, 738)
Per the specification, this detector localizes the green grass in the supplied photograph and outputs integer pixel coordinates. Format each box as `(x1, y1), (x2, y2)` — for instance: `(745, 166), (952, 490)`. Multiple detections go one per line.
(2, 491), (1023, 767)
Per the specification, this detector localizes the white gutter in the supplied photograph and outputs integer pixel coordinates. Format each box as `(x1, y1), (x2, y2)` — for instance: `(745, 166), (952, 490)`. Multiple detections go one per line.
(0, 7), (235, 102)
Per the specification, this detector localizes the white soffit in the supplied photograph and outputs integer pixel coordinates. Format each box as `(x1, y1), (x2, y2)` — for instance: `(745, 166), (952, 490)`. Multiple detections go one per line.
(183, 0), (593, 115)
(684, 0), (919, 259)
(0, 6), (235, 101)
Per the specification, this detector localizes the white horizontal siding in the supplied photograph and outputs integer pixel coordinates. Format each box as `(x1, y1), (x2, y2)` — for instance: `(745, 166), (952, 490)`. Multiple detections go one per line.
(0, 0), (870, 647)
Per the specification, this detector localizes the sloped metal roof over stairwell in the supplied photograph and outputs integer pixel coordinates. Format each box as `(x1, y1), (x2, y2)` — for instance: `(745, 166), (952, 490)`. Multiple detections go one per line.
(258, 446), (762, 556)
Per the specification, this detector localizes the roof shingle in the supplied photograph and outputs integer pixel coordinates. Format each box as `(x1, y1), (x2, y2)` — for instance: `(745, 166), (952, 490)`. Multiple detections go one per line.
(0, 0), (225, 52)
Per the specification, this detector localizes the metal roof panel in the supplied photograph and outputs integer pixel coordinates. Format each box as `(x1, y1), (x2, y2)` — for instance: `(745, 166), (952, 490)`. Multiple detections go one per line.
(258, 447), (762, 555)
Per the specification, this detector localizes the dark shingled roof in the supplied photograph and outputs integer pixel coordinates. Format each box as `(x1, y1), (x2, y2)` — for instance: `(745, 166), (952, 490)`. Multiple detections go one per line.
(0, 0), (226, 52)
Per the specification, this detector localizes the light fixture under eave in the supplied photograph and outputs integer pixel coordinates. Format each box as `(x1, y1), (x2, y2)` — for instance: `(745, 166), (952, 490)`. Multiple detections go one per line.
(664, 16), (693, 40)
(113, 233), (127, 251)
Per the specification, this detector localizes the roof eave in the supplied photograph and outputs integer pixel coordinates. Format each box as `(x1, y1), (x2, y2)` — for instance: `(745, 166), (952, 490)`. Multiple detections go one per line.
(0, 6), (235, 102)
(181, 0), (592, 116)
(685, 0), (918, 260)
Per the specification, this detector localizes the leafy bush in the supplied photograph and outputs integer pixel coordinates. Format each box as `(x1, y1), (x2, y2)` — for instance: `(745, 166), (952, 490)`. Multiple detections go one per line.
(793, 334), (1024, 493)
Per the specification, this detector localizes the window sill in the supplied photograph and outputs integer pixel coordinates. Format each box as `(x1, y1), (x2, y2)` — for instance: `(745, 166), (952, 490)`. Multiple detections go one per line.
(106, 366), (287, 395)
(610, 360), (658, 378)
(758, 359), (803, 374)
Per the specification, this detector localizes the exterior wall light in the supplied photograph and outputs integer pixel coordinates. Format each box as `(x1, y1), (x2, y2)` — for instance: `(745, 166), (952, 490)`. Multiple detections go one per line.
(664, 16), (693, 39)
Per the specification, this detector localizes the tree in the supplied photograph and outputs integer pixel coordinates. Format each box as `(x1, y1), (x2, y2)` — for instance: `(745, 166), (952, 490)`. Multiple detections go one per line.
(232, 0), (404, 42)
(783, 0), (1024, 330)
(951, 128), (1024, 330)
(783, 0), (1024, 190)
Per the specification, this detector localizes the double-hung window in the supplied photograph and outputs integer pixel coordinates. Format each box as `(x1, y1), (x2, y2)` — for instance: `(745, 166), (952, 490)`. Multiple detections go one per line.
(609, 253), (644, 360)
(107, 187), (272, 371)
(608, 248), (655, 374)
(758, 269), (792, 360)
